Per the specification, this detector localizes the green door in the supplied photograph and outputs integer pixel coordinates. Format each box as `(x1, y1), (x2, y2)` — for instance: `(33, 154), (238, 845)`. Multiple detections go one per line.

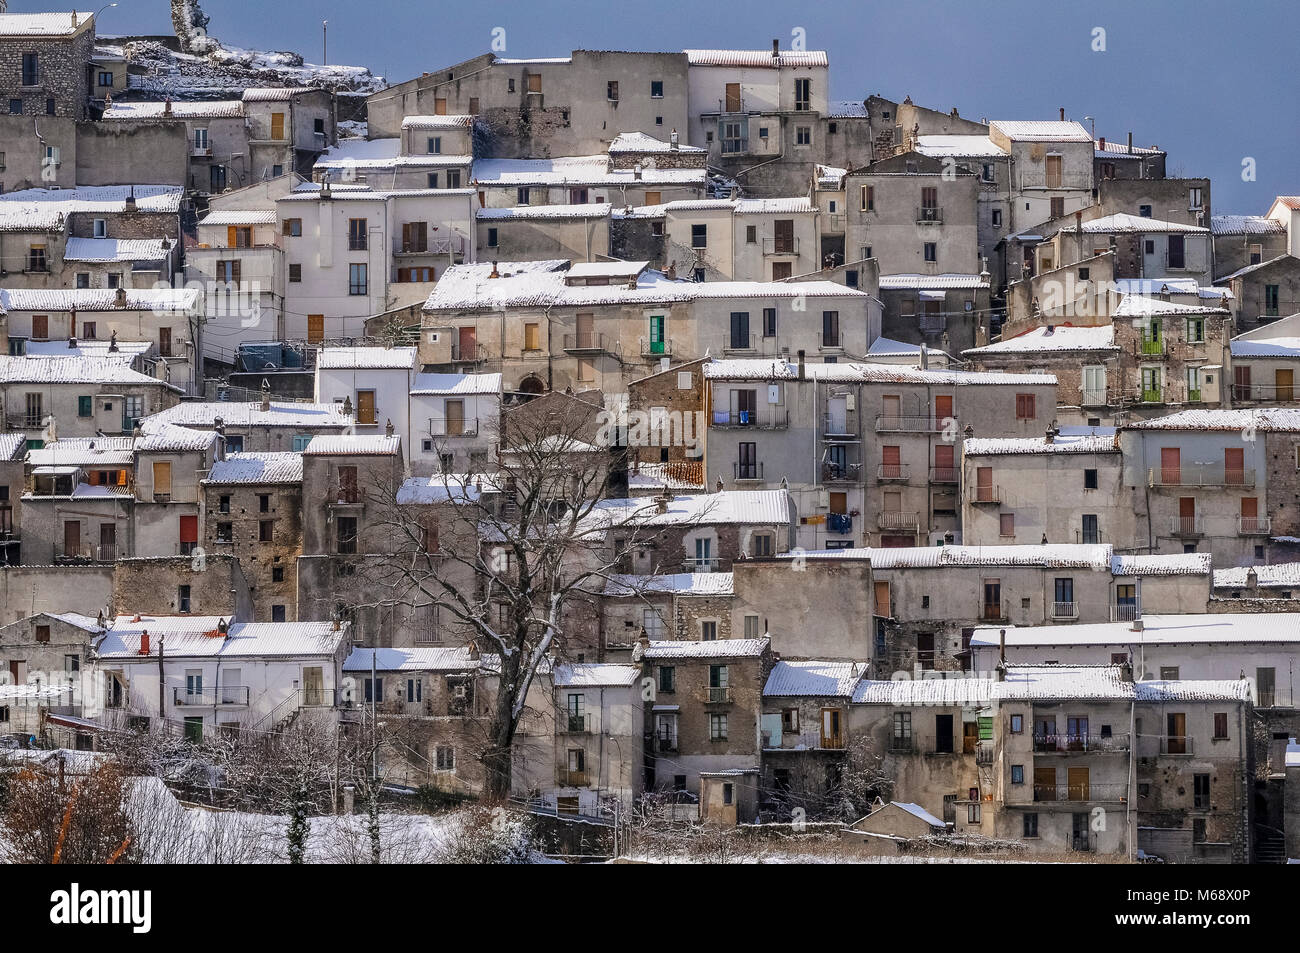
(183, 717), (204, 743)
(649, 315), (665, 354)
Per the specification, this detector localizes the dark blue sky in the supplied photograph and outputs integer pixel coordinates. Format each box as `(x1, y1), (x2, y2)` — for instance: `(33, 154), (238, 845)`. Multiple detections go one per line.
(67, 0), (1300, 211)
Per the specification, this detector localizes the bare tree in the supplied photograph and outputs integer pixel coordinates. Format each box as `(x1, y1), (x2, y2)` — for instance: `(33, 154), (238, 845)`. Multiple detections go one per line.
(0, 762), (135, 864)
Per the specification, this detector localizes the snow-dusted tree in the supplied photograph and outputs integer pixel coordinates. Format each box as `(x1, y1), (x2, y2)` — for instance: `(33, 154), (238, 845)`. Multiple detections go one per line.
(170, 0), (217, 54)
(359, 398), (686, 799)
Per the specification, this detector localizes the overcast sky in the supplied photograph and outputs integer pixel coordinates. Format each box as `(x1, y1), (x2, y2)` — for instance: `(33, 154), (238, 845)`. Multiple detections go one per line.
(50, 0), (1300, 211)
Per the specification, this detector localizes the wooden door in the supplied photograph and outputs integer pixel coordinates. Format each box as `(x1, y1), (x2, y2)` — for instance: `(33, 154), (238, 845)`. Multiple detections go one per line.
(458, 326), (477, 359)
(153, 461), (172, 497)
(99, 523), (116, 560)
(724, 83), (741, 112)
(821, 708), (841, 749)
(63, 520), (80, 558)
(31, 314), (48, 339)
(270, 112), (285, 140)
(434, 98), (447, 115)
(1166, 713), (1186, 754)
(1224, 446), (1244, 485)
(444, 399), (465, 436)
(356, 390), (376, 425)
(881, 444), (901, 479)
(829, 491), (847, 514)
(1160, 447), (1181, 484)
(1277, 368), (1294, 402)
(976, 465), (993, 501)
(934, 443), (954, 481)
(158, 327), (172, 357)
(873, 580), (891, 617)
(1234, 365), (1252, 400)
(771, 262), (792, 280)
(1066, 766), (1090, 801)
(1034, 766), (1056, 801)
(1241, 496), (1259, 533)
(307, 314), (324, 343)
(934, 394), (953, 425)
(575, 313), (594, 348)
(773, 219), (794, 253)
(1045, 154), (1062, 188)
(963, 721), (979, 754)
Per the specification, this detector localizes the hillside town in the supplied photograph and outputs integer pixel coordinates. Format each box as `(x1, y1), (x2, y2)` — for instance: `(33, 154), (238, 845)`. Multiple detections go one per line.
(0, 2), (1297, 866)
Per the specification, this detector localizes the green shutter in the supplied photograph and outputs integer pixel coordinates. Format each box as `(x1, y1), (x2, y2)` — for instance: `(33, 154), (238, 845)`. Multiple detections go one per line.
(78, 395), (92, 417)
(978, 716), (993, 741)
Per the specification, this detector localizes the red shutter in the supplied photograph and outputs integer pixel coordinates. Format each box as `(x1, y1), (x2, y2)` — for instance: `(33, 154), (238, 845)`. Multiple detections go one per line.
(179, 515), (198, 543)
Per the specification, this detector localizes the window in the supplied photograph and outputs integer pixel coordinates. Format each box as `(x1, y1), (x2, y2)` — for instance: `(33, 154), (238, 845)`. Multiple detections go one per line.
(967, 803), (981, 824)
(216, 522), (232, 542)
(1167, 234), (1185, 269)
(1023, 813), (1038, 837)
(1265, 284), (1280, 316)
(487, 227), (498, 247)
(337, 516), (358, 554)
(93, 218), (107, 239)
(78, 395), (92, 418)
(1011, 765), (1024, 785)
(1081, 514), (1099, 544)
(516, 187), (531, 206)
(691, 224), (707, 248)
(822, 311), (840, 348)
(1213, 712), (1228, 739)
(434, 746), (454, 770)
(744, 615), (762, 638)
(21, 53), (38, 86)
(292, 434), (312, 452)
(98, 70), (114, 87)
(407, 677), (423, 703)
(709, 713), (728, 741)
(796, 126), (811, 146)
(28, 246), (47, 273)
(1010, 714), (1024, 734)
(283, 218), (302, 237)
(364, 677), (383, 703)
(1050, 197), (1065, 219)
(447, 171), (462, 189)
(347, 218), (367, 250)
(923, 242), (937, 262)
(1193, 773), (1210, 809)
(991, 208), (1002, 227)
(794, 77), (811, 110)
(1084, 468), (1098, 489)
(153, 461), (172, 498)
(892, 711), (912, 749)
(349, 263), (368, 295)
(745, 224), (757, 244)
(34, 624), (50, 644)
(177, 585), (191, 613)
(658, 665), (675, 693)
(288, 263), (302, 282)
(1159, 666), (1180, 680)
(427, 136), (441, 154)
(426, 172), (439, 189)
(1015, 393), (1036, 419)
(8, 100), (21, 115)
(729, 311), (750, 350)
(607, 80), (619, 102)
(1188, 187), (1204, 210)
(860, 185), (874, 211)
(700, 620), (717, 641)
(259, 519), (274, 542)
(999, 513), (1015, 537)
(272, 566), (284, 583)
(650, 80), (664, 98)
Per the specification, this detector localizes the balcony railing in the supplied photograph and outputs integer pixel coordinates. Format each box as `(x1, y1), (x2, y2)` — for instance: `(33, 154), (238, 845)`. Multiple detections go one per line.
(562, 332), (612, 353)
(560, 713), (593, 735)
(733, 461), (764, 480)
(1033, 732), (1129, 752)
(1160, 736), (1193, 755)
(889, 736), (916, 753)
(1050, 601), (1079, 619)
(971, 484), (1000, 504)
(640, 337), (673, 357)
(682, 557), (720, 573)
(877, 463), (910, 481)
(557, 769), (588, 787)
(173, 686), (251, 707)
(712, 409), (789, 429)
(1239, 516), (1272, 535)
(821, 334), (842, 350)
(450, 343), (486, 362)
(1018, 171), (1092, 190)
(1081, 389), (1109, 406)
(821, 414), (855, 438)
(1032, 781), (1127, 802)
(1233, 383), (1300, 402)
(1171, 516), (1204, 536)
(1148, 465), (1254, 488)
(915, 206), (943, 224)
(698, 687), (733, 704)
(1139, 337), (1164, 356)
(428, 417), (479, 437)
(1110, 603), (1140, 622)
(822, 462), (863, 483)
(54, 545), (116, 563)
(876, 414), (956, 433)
(762, 237), (800, 256)
(879, 511), (919, 532)
(928, 466), (958, 484)
(1141, 388), (1163, 403)
(656, 733), (678, 753)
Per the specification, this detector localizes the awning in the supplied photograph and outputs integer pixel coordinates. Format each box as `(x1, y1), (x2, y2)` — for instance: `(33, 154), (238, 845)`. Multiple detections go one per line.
(32, 465), (79, 475)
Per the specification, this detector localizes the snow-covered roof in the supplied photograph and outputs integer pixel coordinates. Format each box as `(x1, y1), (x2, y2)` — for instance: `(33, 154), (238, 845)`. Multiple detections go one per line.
(1094, 138), (1163, 157)
(199, 209), (279, 226)
(1110, 552), (1211, 576)
(1113, 278), (1232, 300)
(637, 637), (769, 659)
(878, 273), (990, 290)
(241, 87), (309, 102)
(603, 572), (735, 597)
(995, 664), (1134, 700)
(141, 401), (352, 429)
(971, 613), (1300, 648)
(585, 489), (792, 530)
(914, 135), (1007, 158)
(343, 646), (480, 672)
(62, 238), (171, 263)
(566, 261), (649, 281)
(734, 197), (816, 215)
(828, 100), (868, 118)
(627, 461), (706, 492)
(608, 132), (705, 154)
(204, 452), (303, 484)
(1113, 294), (1229, 318)
(764, 660), (861, 698)
(683, 49), (828, 68)
(989, 120), (1092, 142)
(28, 437), (133, 467)
(473, 155), (707, 188)
(0, 432), (28, 461)
(0, 12), (95, 36)
(410, 372), (501, 396)
(964, 324), (1116, 357)
(1124, 407), (1300, 432)
(135, 423), (218, 453)
(703, 357), (1053, 387)
(782, 543), (1115, 571)
(24, 339), (151, 361)
(1213, 563), (1300, 590)
(0, 355), (176, 387)
(553, 663), (641, 688)
(97, 617), (345, 660)
(401, 114), (475, 130)
(1211, 214), (1286, 236)
(1217, 254), (1299, 284)
(815, 164), (848, 189)
(1062, 212), (1208, 235)
(302, 434), (401, 455)
(395, 474), (494, 505)
(317, 346), (417, 370)
(853, 676), (995, 706)
(0, 287), (197, 313)
(1231, 336), (1300, 359)
(477, 202), (612, 221)
(0, 185), (183, 231)
(102, 100), (243, 119)
(891, 802), (947, 827)
(964, 429), (1118, 456)
(1134, 680), (1254, 703)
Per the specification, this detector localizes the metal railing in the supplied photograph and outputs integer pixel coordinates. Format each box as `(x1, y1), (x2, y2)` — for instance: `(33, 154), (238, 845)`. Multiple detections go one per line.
(822, 462), (862, 482)
(1171, 516), (1204, 536)
(682, 557), (720, 573)
(1033, 732), (1129, 752)
(1233, 383), (1299, 402)
(1160, 736), (1193, 755)
(1032, 781), (1127, 802)
(392, 235), (464, 256)
(733, 461), (764, 480)
(560, 713), (593, 735)
(698, 687), (733, 704)
(877, 463), (910, 481)
(712, 409), (789, 429)
(173, 686), (251, 706)
(876, 414), (956, 432)
(450, 343), (487, 362)
(1141, 388), (1163, 402)
(821, 334), (842, 349)
(1050, 601), (1079, 619)
(1110, 604), (1140, 622)
(1239, 516), (1272, 535)
(971, 484), (1000, 504)
(1081, 389), (1109, 406)
(639, 337), (672, 357)
(1148, 465), (1254, 488)
(821, 414), (855, 437)
(915, 206), (943, 224)
(428, 417), (479, 437)
(763, 237), (800, 256)
(879, 511), (919, 532)
(562, 332), (611, 353)
(929, 466), (959, 484)
(889, 737), (915, 753)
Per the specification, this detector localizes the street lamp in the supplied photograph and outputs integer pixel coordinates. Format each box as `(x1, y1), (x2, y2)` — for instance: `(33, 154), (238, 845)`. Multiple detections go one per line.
(93, 3), (118, 25)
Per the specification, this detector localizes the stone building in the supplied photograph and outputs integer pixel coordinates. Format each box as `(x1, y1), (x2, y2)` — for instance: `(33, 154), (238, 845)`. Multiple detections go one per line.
(1217, 254), (1300, 334)
(1228, 310), (1300, 405)
(1211, 214), (1288, 279)
(760, 659), (860, 806)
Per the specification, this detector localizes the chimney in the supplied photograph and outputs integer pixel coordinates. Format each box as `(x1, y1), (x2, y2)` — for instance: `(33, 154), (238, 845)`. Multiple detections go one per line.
(1127, 131), (1133, 155)
(217, 618), (229, 636)
(138, 629), (150, 655)
(919, 345), (929, 370)
(666, 260), (677, 281)
(796, 349), (806, 379)
(1059, 106), (1065, 121)
(772, 39), (780, 58)
(633, 162), (642, 180)
(385, 418), (395, 437)
(1120, 659), (1134, 683)
(67, 336), (77, 349)
(999, 628), (1007, 665)
(131, 613), (142, 623)
(332, 617), (341, 631)
(163, 97), (173, 118)
(1247, 567), (1259, 592)
(260, 387), (271, 413)
(1045, 427), (1055, 444)
(670, 128), (679, 151)
(109, 329), (119, 352)
(489, 260), (500, 279)
(1098, 136), (1106, 151)
(114, 286), (127, 309)
(1131, 617), (1144, 633)
(654, 494), (669, 514)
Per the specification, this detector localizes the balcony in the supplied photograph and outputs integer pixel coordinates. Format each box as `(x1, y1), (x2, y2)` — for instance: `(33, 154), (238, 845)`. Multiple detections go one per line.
(428, 417), (479, 437)
(54, 545), (117, 564)
(191, 146), (213, 159)
(562, 332), (613, 354)
(8, 413), (43, 430)
(820, 334), (842, 351)
(450, 343), (487, 363)
(1239, 515), (1272, 535)
(1160, 736), (1193, 755)
(1018, 170), (1092, 190)
(682, 557), (720, 573)
(1033, 732), (1129, 753)
(392, 235), (465, 257)
(981, 603), (1005, 621)
(875, 414), (955, 433)
(640, 337), (673, 357)
(824, 212), (846, 233)
(822, 415), (857, 439)
(1081, 389), (1109, 407)
(1233, 383), (1299, 403)
(1148, 465), (1255, 488)
(560, 713), (593, 735)
(712, 409), (789, 429)
(1032, 781), (1127, 802)
(928, 466), (958, 484)
(655, 733), (678, 753)
(172, 686), (251, 707)
(970, 484), (1001, 504)
(915, 206), (943, 224)
(1141, 388), (1163, 403)
(557, 769), (588, 787)
(822, 462), (863, 483)
(1171, 516), (1204, 536)
(1138, 337), (1164, 356)
(762, 237), (800, 256)
(1110, 603), (1140, 622)
(698, 687), (733, 705)
(889, 737), (916, 754)
(1050, 601), (1079, 620)
(877, 463), (910, 482)
(732, 461), (764, 481)
(878, 511), (919, 533)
